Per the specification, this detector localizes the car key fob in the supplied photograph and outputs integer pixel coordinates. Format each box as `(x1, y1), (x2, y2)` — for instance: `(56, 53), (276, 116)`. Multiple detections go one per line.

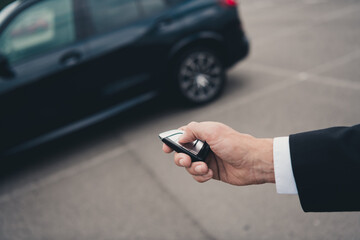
(159, 129), (210, 162)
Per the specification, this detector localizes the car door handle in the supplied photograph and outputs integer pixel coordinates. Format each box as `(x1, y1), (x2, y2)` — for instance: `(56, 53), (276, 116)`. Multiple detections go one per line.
(59, 50), (82, 67)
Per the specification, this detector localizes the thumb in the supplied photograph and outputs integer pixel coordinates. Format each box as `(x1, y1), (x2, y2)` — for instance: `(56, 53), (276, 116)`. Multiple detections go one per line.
(178, 129), (197, 144)
(178, 122), (211, 144)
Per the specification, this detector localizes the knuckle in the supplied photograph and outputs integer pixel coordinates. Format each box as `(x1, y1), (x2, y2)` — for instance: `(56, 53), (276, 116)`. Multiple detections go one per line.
(188, 121), (198, 128)
(207, 123), (227, 141)
(213, 122), (225, 133)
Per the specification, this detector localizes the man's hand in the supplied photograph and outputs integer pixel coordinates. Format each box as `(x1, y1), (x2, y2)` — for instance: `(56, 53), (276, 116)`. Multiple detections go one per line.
(162, 122), (275, 185)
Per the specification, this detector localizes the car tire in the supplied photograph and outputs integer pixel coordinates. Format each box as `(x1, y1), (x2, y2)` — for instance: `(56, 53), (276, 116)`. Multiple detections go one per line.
(172, 47), (226, 105)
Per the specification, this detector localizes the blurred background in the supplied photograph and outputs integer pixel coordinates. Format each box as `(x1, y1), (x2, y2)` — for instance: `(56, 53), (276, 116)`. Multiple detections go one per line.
(0, 0), (360, 239)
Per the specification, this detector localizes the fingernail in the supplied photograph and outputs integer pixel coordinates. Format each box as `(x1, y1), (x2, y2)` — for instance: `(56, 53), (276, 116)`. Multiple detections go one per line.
(195, 165), (204, 173)
(179, 159), (184, 166)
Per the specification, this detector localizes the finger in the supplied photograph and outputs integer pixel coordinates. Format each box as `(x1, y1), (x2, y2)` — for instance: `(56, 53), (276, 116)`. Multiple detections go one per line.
(178, 126), (186, 131)
(162, 144), (173, 153)
(186, 161), (209, 176)
(192, 169), (213, 183)
(178, 121), (215, 144)
(174, 152), (192, 168)
(206, 153), (220, 180)
(178, 122), (201, 144)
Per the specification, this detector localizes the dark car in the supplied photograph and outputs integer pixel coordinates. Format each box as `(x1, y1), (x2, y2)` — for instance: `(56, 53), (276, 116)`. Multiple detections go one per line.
(0, 0), (249, 157)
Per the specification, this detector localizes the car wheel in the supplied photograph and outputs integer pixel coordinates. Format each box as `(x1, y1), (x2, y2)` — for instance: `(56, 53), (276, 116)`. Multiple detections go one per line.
(173, 48), (226, 105)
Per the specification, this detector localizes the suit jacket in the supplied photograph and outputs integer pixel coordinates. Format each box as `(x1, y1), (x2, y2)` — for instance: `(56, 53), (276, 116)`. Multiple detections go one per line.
(289, 124), (360, 212)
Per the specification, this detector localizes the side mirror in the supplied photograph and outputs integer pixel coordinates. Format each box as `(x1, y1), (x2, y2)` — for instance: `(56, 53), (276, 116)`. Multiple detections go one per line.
(0, 53), (14, 79)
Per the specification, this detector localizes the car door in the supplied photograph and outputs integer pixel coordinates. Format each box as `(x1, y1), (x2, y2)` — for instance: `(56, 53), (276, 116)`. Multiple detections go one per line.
(78, 0), (171, 111)
(0, 0), (89, 153)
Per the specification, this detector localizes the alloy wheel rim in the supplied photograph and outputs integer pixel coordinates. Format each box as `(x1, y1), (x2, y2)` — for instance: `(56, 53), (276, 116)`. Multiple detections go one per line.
(178, 52), (222, 102)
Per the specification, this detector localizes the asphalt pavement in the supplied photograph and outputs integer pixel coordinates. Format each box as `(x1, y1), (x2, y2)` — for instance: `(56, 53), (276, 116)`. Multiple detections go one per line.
(1, 0), (360, 239)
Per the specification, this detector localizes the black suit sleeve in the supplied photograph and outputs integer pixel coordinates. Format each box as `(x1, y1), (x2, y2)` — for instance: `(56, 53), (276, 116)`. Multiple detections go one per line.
(289, 124), (360, 212)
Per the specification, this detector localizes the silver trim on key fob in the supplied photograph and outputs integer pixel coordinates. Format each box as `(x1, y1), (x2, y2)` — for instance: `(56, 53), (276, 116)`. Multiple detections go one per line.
(159, 129), (210, 161)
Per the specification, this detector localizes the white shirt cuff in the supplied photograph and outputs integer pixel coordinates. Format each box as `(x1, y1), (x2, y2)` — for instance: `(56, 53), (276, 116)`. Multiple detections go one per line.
(273, 136), (298, 194)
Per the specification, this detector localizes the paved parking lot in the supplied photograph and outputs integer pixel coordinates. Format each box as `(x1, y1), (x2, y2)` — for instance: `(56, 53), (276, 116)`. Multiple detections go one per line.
(1, 0), (360, 239)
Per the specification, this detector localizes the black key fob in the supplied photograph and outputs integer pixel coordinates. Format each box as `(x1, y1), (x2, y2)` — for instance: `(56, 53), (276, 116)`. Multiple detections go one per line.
(159, 129), (210, 162)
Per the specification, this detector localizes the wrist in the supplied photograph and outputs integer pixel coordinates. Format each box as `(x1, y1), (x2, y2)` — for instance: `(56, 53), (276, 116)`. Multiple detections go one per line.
(252, 138), (275, 184)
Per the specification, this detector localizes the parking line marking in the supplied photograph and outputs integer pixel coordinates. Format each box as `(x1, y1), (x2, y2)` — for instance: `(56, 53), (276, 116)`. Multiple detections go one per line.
(306, 74), (360, 90)
(246, 62), (360, 90)
(206, 76), (305, 118)
(308, 49), (360, 74)
(204, 60), (360, 118)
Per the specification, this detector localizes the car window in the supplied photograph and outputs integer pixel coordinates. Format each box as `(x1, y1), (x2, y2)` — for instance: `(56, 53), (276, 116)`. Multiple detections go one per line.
(0, 0), (75, 65)
(87, 0), (140, 35)
(138, 0), (167, 17)
(0, 1), (20, 24)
